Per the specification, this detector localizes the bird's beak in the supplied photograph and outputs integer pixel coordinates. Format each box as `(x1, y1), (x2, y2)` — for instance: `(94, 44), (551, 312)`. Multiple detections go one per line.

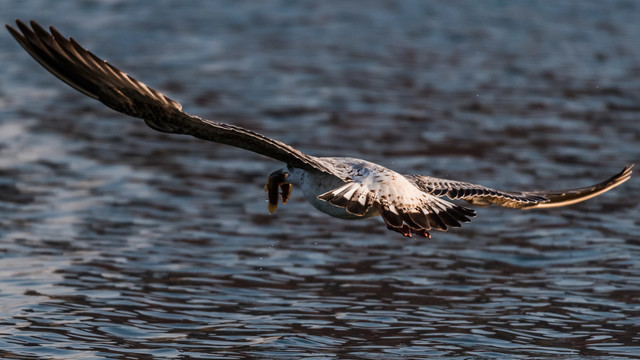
(265, 170), (291, 214)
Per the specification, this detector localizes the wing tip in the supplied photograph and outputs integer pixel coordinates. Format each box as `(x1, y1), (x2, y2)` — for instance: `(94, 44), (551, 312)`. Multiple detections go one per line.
(620, 163), (634, 179)
(6, 19), (30, 40)
(602, 163), (633, 188)
(526, 164), (633, 209)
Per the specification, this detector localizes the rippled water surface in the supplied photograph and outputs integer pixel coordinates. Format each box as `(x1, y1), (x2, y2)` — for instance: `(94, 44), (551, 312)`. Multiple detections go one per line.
(1, 1), (640, 358)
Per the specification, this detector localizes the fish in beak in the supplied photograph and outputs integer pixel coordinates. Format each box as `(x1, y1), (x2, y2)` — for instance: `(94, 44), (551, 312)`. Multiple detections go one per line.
(265, 170), (292, 214)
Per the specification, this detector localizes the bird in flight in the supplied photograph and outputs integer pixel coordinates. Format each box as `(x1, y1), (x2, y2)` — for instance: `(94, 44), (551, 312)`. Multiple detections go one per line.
(6, 20), (633, 237)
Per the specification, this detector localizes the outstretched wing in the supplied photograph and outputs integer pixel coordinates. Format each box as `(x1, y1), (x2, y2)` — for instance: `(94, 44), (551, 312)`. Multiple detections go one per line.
(6, 20), (331, 174)
(406, 165), (633, 209)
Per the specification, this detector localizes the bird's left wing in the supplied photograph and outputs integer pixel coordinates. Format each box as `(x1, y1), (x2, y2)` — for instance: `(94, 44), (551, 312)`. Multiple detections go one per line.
(6, 20), (332, 174)
(406, 165), (633, 209)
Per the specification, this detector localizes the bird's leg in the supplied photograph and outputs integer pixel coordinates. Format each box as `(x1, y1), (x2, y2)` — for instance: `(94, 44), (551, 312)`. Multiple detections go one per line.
(385, 223), (431, 238)
(413, 229), (431, 238)
(265, 170), (291, 214)
(386, 224), (413, 238)
(400, 225), (413, 237)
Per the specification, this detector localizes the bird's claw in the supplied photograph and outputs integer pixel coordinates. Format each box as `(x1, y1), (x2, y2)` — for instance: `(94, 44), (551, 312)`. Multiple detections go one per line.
(266, 170), (291, 214)
(386, 224), (431, 238)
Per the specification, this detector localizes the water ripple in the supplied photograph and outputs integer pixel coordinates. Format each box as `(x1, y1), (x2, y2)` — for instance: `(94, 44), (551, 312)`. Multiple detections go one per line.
(1, 0), (640, 358)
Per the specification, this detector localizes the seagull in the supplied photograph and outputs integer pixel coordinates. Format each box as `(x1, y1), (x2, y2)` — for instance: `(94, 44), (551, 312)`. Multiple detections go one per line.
(6, 20), (633, 237)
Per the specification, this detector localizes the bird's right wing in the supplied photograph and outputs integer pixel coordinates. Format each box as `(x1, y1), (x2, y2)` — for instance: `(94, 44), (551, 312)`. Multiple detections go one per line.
(407, 165), (633, 209)
(6, 20), (332, 174)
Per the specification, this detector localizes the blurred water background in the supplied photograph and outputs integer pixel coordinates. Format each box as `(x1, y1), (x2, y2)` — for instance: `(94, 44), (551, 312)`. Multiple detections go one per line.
(1, 0), (639, 358)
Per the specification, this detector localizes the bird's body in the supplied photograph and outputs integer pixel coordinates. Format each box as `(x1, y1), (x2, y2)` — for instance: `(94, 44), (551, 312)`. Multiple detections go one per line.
(287, 157), (425, 221)
(286, 159), (363, 220)
(6, 20), (633, 237)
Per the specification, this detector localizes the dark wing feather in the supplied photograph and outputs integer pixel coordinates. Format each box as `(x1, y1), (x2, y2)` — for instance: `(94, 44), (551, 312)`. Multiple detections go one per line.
(406, 165), (633, 209)
(6, 20), (331, 174)
(521, 165), (633, 209)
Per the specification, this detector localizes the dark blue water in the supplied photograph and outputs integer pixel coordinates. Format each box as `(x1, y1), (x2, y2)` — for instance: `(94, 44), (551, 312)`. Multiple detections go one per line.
(1, 1), (639, 358)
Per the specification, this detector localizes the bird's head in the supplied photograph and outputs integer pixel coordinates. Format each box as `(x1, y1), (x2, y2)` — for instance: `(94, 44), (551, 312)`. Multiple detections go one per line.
(265, 169), (292, 214)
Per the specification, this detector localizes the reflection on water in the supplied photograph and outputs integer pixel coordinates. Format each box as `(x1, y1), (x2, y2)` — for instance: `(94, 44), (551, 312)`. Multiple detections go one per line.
(1, 0), (639, 358)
